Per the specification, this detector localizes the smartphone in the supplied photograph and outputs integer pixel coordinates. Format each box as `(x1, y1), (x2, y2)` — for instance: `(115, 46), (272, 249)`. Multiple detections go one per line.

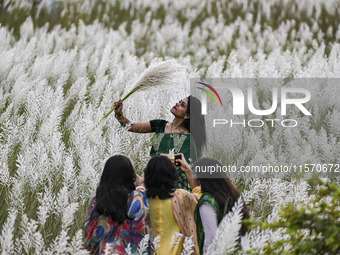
(174, 154), (182, 167)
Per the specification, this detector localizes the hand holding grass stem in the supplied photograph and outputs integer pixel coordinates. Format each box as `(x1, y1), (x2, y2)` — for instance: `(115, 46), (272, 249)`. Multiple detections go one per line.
(91, 60), (185, 131)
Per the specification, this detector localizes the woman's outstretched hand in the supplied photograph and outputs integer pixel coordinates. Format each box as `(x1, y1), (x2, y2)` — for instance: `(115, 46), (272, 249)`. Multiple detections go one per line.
(112, 100), (152, 133)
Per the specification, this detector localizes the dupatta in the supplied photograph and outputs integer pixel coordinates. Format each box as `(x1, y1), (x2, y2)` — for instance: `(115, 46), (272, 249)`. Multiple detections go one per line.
(171, 188), (201, 255)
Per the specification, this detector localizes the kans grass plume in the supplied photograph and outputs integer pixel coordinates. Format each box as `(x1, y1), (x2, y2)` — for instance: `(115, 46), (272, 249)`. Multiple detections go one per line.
(91, 59), (186, 131)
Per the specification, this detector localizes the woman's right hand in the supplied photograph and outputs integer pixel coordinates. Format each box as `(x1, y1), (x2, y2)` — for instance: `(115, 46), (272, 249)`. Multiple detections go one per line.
(114, 100), (123, 116)
(176, 153), (191, 173)
(113, 100), (152, 133)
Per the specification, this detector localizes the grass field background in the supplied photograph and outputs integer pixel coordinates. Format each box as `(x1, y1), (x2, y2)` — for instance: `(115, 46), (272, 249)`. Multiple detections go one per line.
(0, 0), (340, 254)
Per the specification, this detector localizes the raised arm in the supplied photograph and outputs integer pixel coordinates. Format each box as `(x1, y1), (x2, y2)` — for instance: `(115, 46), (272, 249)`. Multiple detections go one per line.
(114, 100), (152, 133)
(176, 153), (199, 189)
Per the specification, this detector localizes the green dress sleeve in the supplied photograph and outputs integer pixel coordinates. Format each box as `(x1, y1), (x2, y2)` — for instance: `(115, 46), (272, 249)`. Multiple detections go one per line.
(150, 119), (167, 134)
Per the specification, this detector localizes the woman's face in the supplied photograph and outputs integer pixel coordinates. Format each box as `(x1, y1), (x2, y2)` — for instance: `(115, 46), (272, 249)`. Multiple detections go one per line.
(170, 97), (189, 118)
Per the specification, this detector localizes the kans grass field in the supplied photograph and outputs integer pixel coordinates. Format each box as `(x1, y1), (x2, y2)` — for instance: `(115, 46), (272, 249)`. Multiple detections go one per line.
(0, 0), (340, 254)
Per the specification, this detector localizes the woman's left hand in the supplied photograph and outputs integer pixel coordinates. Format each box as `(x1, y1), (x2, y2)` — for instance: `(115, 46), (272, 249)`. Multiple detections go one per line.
(135, 174), (146, 192)
(135, 174), (144, 186)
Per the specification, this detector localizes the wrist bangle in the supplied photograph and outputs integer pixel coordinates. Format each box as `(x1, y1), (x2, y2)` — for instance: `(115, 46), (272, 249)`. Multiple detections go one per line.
(124, 122), (132, 131)
(136, 185), (145, 191)
(116, 114), (124, 120)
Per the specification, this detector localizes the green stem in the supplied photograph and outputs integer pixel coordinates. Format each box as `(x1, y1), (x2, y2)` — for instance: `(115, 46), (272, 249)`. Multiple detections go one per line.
(90, 88), (135, 131)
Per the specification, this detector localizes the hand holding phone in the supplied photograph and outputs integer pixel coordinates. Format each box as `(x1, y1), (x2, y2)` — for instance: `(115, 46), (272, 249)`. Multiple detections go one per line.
(174, 154), (182, 166)
(175, 153), (191, 172)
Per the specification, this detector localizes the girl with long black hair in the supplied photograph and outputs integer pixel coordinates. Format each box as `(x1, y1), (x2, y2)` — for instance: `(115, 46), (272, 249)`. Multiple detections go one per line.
(84, 155), (150, 254)
(192, 158), (250, 254)
(143, 155), (201, 255)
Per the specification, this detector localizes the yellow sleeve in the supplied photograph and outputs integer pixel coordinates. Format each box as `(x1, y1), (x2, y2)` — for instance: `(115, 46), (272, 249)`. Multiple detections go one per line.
(192, 186), (202, 199)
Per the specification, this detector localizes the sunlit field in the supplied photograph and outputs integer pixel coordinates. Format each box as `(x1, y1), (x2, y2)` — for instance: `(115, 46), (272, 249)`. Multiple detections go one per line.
(1, 0), (340, 254)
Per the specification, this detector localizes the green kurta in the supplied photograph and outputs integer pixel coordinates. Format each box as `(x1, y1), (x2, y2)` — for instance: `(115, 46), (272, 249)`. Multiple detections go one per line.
(150, 119), (197, 191)
(194, 193), (223, 255)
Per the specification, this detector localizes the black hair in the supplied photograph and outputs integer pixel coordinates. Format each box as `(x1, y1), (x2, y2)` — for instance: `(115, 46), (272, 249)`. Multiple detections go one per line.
(95, 155), (136, 224)
(183, 95), (206, 158)
(144, 155), (177, 199)
(194, 158), (250, 235)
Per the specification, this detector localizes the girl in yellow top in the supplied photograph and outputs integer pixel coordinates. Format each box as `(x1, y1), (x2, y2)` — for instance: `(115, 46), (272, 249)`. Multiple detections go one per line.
(144, 154), (201, 255)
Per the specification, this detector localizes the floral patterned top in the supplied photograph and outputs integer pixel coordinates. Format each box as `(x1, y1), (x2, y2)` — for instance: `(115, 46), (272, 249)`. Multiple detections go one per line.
(84, 191), (151, 254)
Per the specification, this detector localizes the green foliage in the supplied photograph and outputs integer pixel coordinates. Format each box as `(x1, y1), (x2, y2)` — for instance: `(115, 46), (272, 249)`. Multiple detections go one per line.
(252, 179), (340, 254)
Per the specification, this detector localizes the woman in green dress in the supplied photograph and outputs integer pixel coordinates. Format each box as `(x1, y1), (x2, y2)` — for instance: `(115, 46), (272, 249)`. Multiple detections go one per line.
(193, 158), (250, 254)
(114, 96), (206, 191)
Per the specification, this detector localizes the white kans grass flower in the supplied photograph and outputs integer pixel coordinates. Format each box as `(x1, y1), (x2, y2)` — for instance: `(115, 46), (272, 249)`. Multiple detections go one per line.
(33, 230), (45, 255)
(103, 242), (114, 255)
(125, 243), (132, 255)
(68, 229), (87, 255)
(0, 208), (17, 255)
(138, 234), (150, 255)
(37, 188), (54, 226)
(8, 179), (25, 210)
(152, 236), (161, 253)
(171, 232), (184, 248)
(207, 197), (244, 255)
(48, 229), (70, 255)
(19, 214), (40, 254)
(180, 236), (195, 255)
(61, 202), (79, 230)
